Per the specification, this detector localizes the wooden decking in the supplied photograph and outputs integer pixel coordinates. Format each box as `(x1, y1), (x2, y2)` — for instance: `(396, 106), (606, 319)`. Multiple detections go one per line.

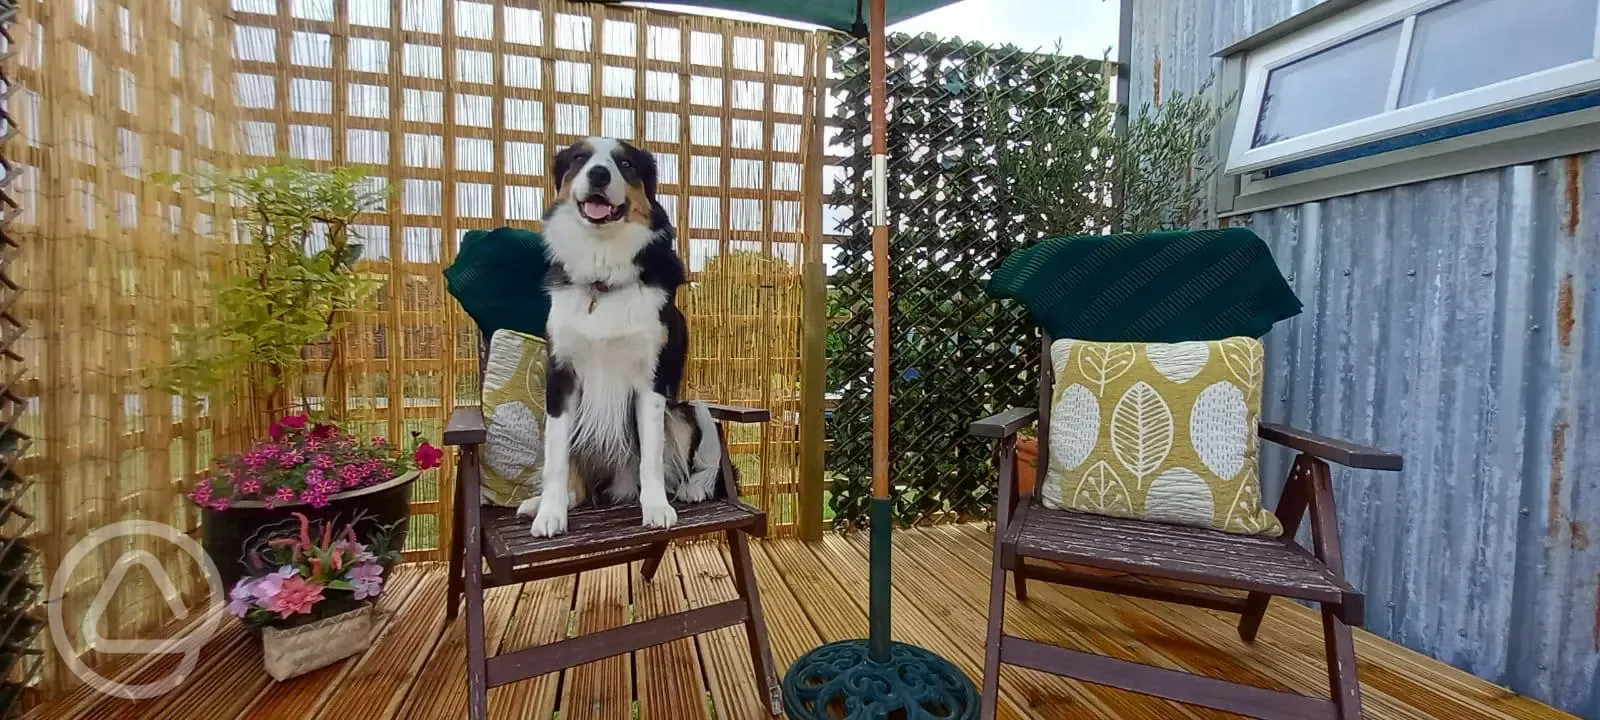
(38, 524), (1570, 720)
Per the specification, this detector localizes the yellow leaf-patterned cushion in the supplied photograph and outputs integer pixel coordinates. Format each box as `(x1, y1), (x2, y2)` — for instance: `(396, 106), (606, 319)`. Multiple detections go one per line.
(480, 330), (546, 508)
(1041, 337), (1281, 537)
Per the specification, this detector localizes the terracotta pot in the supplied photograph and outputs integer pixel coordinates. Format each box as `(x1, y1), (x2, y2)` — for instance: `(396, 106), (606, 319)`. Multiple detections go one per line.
(1015, 437), (1039, 495)
(200, 470), (419, 592)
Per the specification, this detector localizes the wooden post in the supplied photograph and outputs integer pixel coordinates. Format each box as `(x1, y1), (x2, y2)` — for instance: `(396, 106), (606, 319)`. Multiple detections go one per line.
(797, 34), (828, 541)
(866, 0), (892, 664)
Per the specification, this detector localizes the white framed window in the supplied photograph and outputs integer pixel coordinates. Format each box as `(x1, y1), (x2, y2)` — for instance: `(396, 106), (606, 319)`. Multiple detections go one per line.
(1226, 0), (1600, 175)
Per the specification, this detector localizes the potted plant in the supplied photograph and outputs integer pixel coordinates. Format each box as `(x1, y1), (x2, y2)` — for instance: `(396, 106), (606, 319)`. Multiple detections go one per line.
(189, 415), (441, 591)
(1015, 425), (1039, 495)
(226, 512), (401, 681)
(150, 159), (387, 444)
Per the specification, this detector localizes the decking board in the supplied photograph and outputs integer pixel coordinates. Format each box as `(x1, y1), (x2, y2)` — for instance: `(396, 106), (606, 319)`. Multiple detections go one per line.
(632, 553), (713, 720)
(559, 563), (632, 720)
(487, 576), (576, 720)
(29, 525), (1573, 720)
(396, 584), (520, 720)
(677, 541), (766, 720)
(311, 570), (450, 720)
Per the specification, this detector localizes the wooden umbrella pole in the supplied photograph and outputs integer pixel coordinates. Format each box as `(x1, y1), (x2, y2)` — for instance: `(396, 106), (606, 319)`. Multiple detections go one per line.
(869, 0), (890, 498)
(866, 0), (893, 664)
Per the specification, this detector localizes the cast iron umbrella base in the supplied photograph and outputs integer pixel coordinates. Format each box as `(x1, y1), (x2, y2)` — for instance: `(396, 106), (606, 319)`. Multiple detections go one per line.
(783, 639), (979, 720)
(781, 500), (979, 719)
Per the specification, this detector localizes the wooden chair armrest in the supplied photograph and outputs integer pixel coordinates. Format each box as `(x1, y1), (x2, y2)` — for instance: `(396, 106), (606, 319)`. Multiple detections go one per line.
(445, 407), (488, 446)
(700, 403), (770, 424)
(970, 407), (1039, 439)
(1258, 423), (1403, 471)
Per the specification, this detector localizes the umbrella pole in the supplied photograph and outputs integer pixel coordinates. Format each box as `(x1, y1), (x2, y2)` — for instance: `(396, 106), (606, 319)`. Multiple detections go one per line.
(779, 1), (978, 715)
(866, 0), (893, 666)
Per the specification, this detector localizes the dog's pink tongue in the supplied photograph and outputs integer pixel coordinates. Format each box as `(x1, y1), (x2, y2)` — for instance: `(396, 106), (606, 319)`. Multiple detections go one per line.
(581, 199), (613, 221)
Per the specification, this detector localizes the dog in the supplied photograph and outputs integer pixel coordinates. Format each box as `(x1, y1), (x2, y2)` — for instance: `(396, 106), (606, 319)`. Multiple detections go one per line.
(517, 137), (724, 538)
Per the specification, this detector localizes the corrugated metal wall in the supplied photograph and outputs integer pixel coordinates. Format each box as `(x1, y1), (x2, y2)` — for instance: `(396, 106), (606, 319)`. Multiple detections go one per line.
(1129, 1), (1600, 717)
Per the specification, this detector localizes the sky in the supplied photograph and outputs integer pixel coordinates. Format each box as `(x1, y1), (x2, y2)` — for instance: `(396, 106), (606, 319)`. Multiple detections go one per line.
(628, 0), (1122, 58)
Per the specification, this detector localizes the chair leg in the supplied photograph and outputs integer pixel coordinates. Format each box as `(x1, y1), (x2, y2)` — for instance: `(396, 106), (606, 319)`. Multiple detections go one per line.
(725, 530), (781, 716)
(1236, 594), (1270, 643)
(1323, 605), (1362, 720)
(460, 452), (490, 720)
(1240, 455), (1314, 642)
(447, 476), (466, 622)
(980, 541), (1008, 720)
(640, 541), (669, 582)
(1013, 559), (1029, 602)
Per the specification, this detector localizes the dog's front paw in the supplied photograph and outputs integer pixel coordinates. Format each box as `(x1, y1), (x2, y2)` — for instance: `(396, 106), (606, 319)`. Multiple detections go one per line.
(674, 480), (711, 504)
(640, 499), (678, 529)
(529, 500), (569, 538)
(515, 496), (542, 520)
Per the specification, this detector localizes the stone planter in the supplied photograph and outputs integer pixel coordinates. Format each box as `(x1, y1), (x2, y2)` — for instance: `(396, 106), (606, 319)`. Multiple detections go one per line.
(261, 605), (376, 681)
(200, 470), (419, 592)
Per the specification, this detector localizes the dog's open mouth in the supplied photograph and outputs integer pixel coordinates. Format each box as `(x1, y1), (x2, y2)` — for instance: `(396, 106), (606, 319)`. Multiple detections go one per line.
(579, 195), (627, 224)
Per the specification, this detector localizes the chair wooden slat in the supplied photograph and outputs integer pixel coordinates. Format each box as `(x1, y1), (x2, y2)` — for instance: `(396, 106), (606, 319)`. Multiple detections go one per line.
(1010, 509), (1351, 604)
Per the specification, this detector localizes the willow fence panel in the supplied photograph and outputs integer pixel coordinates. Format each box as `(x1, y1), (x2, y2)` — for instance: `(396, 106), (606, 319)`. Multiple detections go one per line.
(824, 34), (1110, 528)
(13, 0), (824, 701)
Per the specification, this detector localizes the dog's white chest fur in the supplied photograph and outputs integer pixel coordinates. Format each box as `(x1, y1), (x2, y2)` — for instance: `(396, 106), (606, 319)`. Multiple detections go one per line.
(544, 217), (668, 462)
(547, 284), (668, 380)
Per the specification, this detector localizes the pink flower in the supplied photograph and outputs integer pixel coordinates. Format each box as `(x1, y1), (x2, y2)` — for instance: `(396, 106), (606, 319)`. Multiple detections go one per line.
(314, 454), (335, 470)
(310, 423), (337, 440)
(210, 497), (231, 511)
(414, 443), (443, 470)
(269, 423), (284, 440)
(280, 415), (309, 430)
(371, 436), (387, 446)
(189, 483), (213, 505)
(268, 576), (324, 619)
(274, 485), (295, 503)
(300, 489), (330, 508)
(239, 478), (261, 495)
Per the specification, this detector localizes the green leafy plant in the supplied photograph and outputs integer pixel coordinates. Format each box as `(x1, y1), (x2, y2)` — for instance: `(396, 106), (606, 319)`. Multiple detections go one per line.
(1111, 80), (1229, 232)
(984, 63), (1226, 236)
(151, 159), (388, 430)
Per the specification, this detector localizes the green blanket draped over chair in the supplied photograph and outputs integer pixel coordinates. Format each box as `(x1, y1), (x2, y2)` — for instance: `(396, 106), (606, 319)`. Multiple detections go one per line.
(986, 228), (1303, 342)
(444, 226), (552, 339)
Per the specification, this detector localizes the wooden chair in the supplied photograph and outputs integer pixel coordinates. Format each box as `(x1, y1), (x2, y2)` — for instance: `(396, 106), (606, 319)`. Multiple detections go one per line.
(443, 388), (782, 719)
(970, 333), (1403, 720)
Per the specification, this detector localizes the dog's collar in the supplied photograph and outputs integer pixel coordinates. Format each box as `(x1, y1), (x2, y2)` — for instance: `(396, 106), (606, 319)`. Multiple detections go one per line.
(586, 280), (619, 313)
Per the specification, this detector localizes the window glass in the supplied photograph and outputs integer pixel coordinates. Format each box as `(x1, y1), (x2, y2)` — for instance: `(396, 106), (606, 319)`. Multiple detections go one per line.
(1400, 0), (1599, 106)
(1253, 23), (1404, 148)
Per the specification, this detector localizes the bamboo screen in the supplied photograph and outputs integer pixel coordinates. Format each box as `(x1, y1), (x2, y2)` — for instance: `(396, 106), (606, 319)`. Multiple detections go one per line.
(9, 0), (242, 696)
(12, 0), (822, 700)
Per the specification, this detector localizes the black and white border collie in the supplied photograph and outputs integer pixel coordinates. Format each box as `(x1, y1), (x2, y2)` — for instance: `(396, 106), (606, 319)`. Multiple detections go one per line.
(518, 137), (723, 537)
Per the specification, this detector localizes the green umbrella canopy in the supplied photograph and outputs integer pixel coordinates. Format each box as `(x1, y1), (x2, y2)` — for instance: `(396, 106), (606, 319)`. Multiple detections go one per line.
(631, 0), (962, 32)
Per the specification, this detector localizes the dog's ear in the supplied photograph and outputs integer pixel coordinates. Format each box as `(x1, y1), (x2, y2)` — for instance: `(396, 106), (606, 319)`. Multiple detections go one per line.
(552, 145), (579, 196)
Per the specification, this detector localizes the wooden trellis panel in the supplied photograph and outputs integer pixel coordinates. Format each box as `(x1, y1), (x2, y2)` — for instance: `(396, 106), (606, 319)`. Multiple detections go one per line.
(228, 0), (823, 555)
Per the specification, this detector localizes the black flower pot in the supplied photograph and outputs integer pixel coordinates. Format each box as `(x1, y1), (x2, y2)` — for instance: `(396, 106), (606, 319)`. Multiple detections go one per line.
(199, 471), (419, 592)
